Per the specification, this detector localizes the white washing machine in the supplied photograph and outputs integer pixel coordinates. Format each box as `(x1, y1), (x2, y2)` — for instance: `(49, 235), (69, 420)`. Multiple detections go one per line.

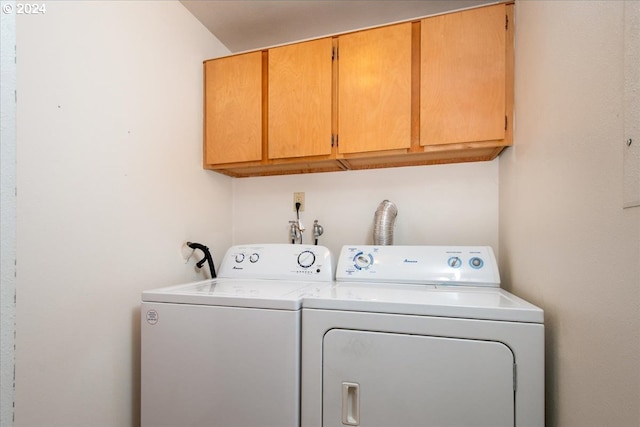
(301, 245), (544, 427)
(141, 244), (333, 427)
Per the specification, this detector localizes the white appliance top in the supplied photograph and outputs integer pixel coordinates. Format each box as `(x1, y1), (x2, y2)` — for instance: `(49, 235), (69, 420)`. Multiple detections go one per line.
(142, 244), (333, 310)
(142, 278), (327, 310)
(302, 245), (543, 323)
(301, 283), (543, 323)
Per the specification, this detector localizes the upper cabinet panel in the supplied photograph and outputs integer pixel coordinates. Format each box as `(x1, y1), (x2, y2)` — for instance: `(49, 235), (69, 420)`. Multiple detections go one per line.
(268, 38), (333, 160)
(421, 4), (506, 146)
(202, 3), (513, 177)
(204, 52), (263, 165)
(338, 23), (413, 154)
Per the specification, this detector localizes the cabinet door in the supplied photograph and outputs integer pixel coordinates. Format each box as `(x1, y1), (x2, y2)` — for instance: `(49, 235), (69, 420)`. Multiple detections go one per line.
(421, 4), (506, 146)
(322, 329), (514, 427)
(268, 38), (333, 159)
(204, 52), (263, 165)
(338, 23), (412, 154)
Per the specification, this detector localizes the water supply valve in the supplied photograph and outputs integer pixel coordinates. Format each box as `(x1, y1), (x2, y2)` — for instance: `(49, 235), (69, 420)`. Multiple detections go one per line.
(313, 220), (324, 245)
(289, 220), (303, 244)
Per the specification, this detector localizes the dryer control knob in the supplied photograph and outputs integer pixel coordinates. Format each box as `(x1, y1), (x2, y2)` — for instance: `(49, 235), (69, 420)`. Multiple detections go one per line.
(354, 252), (373, 270)
(469, 257), (484, 269)
(249, 253), (260, 263)
(448, 256), (462, 268)
(234, 253), (245, 263)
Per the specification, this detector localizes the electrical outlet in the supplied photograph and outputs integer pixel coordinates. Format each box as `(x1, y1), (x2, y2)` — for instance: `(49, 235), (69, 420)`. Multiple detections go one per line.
(293, 192), (305, 212)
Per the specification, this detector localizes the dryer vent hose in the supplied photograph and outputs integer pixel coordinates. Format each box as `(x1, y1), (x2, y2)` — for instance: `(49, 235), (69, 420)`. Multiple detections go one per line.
(373, 200), (398, 245)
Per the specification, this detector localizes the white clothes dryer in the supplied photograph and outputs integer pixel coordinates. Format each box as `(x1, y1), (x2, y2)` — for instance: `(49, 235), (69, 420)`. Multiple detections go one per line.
(301, 245), (544, 427)
(141, 244), (333, 427)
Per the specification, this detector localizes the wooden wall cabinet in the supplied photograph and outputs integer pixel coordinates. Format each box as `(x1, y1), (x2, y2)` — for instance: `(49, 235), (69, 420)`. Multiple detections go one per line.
(204, 51), (262, 166)
(203, 3), (514, 177)
(337, 22), (413, 155)
(268, 37), (333, 160)
(204, 38), (343, 177)
(421, 5), (507, 146)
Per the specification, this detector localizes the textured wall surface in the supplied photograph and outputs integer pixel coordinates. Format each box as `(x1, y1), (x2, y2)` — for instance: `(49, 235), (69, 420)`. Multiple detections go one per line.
(1, 1), (17, 426)
(14, 2), (231, 426)
(500, 1), (640, 426)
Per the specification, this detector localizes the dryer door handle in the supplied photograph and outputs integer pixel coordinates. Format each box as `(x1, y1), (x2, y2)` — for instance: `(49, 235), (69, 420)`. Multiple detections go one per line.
(341, 382), (360, 426)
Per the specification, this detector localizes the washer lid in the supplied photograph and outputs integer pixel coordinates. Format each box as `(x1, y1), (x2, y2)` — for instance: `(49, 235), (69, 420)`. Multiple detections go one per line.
(142, 278), (329, 310)
(302, 283), (543, 323)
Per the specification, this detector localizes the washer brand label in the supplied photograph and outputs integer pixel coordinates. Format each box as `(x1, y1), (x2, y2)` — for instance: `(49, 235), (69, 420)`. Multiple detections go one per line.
(403, 259), (418, 263)
(146, 309), (158, 325)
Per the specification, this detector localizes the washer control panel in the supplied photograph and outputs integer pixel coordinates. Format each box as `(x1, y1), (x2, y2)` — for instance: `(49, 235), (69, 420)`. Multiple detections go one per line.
(218, 244), (333, 281)
(337, 245), (500, 287)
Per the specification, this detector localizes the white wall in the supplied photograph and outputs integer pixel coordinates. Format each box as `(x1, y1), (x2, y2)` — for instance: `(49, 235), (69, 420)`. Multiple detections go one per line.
(232, 161), (500, 258)
(14, 2), (232, 426)
(1, 1), (17, 426)
(500, 1), (640, 426)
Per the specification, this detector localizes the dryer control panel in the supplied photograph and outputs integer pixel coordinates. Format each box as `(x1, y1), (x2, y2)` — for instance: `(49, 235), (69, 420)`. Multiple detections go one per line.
(337, 245), (500, 287)
(218, 244), (333, 282)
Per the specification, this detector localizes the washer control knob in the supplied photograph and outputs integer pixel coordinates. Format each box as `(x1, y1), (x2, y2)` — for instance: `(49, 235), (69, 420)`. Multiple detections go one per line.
(249, 253), (259, 263)
(448, 256), (462, 268)
(469, 257), (484, 269)
(234, 253), (245, 263)
(298, 250), (316, 268)
(354, 252), (373, 270)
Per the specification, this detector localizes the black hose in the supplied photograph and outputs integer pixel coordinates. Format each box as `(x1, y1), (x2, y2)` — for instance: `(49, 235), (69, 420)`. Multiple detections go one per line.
(295, 202), (302, 245)
(186, 241), (216, 279)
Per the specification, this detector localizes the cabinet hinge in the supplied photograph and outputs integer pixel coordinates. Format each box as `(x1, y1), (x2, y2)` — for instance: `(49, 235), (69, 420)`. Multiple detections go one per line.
(513, 363), (518, 391)
(505, 115), (508, 131)
(505, 15), (509, 30)
(332, 46), (338, 61)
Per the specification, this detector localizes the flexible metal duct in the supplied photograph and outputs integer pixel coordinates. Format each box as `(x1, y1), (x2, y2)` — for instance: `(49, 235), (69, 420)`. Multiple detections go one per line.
(373, 200), (398, 245)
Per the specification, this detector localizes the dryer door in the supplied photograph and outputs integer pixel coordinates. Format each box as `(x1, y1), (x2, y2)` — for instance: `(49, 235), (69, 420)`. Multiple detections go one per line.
(322, 329), (515, 427)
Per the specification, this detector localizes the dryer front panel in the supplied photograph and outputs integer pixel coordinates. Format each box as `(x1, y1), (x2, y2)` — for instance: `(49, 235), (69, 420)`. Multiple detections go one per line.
(322, 329), (514, 427)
